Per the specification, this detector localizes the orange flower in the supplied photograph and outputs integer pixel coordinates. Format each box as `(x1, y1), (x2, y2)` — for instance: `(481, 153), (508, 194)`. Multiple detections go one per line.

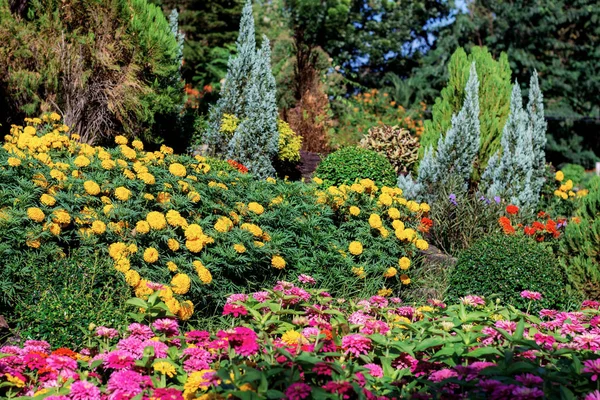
(499, 216), (515, 234)
(506, 205), (519, 215)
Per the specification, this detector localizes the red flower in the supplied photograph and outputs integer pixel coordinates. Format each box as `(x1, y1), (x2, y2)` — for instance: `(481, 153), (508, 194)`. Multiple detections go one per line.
(227, 159), (249, 174)
(499, 216), (515, 234)
(506, 205), (519, 215)
(523, 227), (536, 236)
(418, 217), (433, 233)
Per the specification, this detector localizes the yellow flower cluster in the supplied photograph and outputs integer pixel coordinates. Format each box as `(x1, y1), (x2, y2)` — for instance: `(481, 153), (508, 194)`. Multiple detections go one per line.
(554, 170), (588, 200)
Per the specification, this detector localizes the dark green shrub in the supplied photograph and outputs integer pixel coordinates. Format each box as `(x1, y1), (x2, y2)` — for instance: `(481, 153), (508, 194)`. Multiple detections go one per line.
(447, 234), (574, 311)
(315, 146), (397, 187)
(560, 163), (586, 186)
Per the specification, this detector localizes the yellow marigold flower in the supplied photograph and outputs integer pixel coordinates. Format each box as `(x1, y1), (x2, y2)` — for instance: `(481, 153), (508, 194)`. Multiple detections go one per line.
(359, 178), (376, 191)
(139, 172), (155, 185)
(26, 238), (41, 248)
(399, 257), (411, 270)
(555, 170), (564, 182)
(178, 300), (194, 320)
(7, 157), (21, 167)
(40, 194), (56, 206)
(392, 220), (404, 231)
(248, 202), (264, 215)
(157, 191), (171, 204)
(186, 239), (204, 253)
(379, 193), (393, 206)
(241, 223), (262, 237)
(144, 193), (155, 201)
(114, 258), (131, 273)
(415, 239), (429, 250)
(83, 180), (101, 196)
(169, 162), (187, 177)
(368, 213), (382, 229)
(214, 216), (233, 233)
(143, 247), (159, 263)
(266, 177), (276, 184)
(312, 177), (323, 185)
(146, 211), (167, 230)
(167, 261), (178, 272)
(101, 159), (116, 170)
(131, 140), (144, 150)
(166, 210), (185, 227)
(185, 224), (204, 240)
(350, 183), (364, 193)
(48, 223), (61, 236)
(108, 242), (127, 259)
(125, 269), (141, 287)
(348, 241), (363, 256)
(114, 135), (128, 145)
(73, 155), (90, 167)
(135, 220), (150, 234)
(160, 144), (174, 154)
(103, 204), (114, 215)
(406, 200), (420, 213)
(352, 266), (366, 278)
(349, 206), (361, 216)
(254, 241), (265, 247)
(91, 220), (106, 234)
(27, 207), (45, 222)
(4, 373), (25, 388)
(50, 169), (67, 181)
(165, 298), (181, 315)
(384, 267), (397, 278)
(281, 330), (307, 346)
(234, 244), (246, 253)
(167, 238), (180, 252)
(419, 203), (430, 212)
(171, 273), (191, 295)
(400, 274), (411, 285)
(386, 207), (400, 220)
(52, 209), (71, 225)
(271, 255), (286, 269)
(193, 261), (212, 284)
(377, 288), (393, 297)
(135, 279), (153, 299)
(188, 191), (201, 202)
(564, 179), (574, 191)
(262, 232), (271, 241)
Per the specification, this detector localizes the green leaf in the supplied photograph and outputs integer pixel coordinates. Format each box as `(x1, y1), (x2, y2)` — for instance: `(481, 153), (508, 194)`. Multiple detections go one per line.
(126, 298), (148, 309)
(414, 337), (445, 352)
(465, 347), (503, 358)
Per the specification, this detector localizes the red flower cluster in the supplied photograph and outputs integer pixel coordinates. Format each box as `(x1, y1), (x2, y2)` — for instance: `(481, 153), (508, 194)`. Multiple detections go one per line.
(506, 205), (519, 215)
(499, 216), (515, 234)
(499, 206), (565, 241)
(418, 217), (433, 233)
(227, 159), (249, 174)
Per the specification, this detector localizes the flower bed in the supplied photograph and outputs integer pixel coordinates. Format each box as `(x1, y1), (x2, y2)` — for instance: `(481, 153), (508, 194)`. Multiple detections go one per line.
(1, 278), (600, 399)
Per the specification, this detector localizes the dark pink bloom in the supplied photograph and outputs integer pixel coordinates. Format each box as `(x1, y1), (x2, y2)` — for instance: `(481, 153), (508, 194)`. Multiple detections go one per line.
(428, 368), (458, 382)
(107, 370), (152, 396)
(363, 363), (384, 378)
(69, 381), (101, 400)
(582, 301), (600, 310)
(217, 327), (258, 356)
(103, 350), (134, 370)
(223, 303), (248, 317)
(23, 352), (47, 370)
(185, 330), (210, 345)
(341, 334), (371, 357)
(585, 390), (600, 400)
(313, 362), (333, 376)
(322, 381), (354, 399)
(152, 388), (184, 400)
(285, 382), (312, 400)
(23, 340), (51, 353)
(152, 318), (179, 336)
(511, 385), (544, 399)
(46, 355), (77, 372)
(520, 290), (542, 301)
(533, 333), (555, 350)
(515, 373), (544, 387)
(574, 334), (600, 351)
(584, 359), (600, 381)
(127, 323), (154, 340)
(428, 298), (446, 308)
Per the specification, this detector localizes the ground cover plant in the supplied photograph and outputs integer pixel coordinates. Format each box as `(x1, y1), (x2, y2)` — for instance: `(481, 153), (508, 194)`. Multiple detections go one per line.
(2, 278), (600, 399)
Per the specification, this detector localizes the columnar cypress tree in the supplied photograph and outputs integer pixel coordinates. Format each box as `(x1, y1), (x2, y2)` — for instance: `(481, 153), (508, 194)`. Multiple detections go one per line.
(398, 64), (480, 201)
(169, 9), (185, 72)
(527, 70), (547, 197)
(481, 83), (536, 208)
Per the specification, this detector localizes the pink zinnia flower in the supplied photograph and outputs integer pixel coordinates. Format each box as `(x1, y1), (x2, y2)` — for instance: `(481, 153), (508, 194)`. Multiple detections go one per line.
(217, 327), (258, 356)
(322, 381), (354, 398)
(313, 362), (333, 376)
(429, 368), (458, 382)
(348, 311), (371, 325)
(46, 355), (77, 372)
(226, 293), (248, 304)
(341, 334), (371, 357)
(515, 373), (544, 387)
(142, 339), (168, 358)
(107, 370), (152, 396)
(511, 386), (544, 399)
(103, 350), (134, 370)
(369, 296), (389, 308)
(223, 303), (248, 317)
(360, 320), (390, 335)
(495, 320), (517, 334)
(521, 290), (542, 301)
(69, 381), (101, 400)
(363, 363), (384, 378)
(461, 295), (485, 307)
(146, 281), (165, 290)
(584, 359), (600, 381)
(539, 309), (558, 318)
(185, 330), (210, 345)
(285, 382), (312, 400)
(252, 291), (270, 302)
(533, 332), (555, 350)
(23, 340), (51, 354)
(585, 390), (600, 400)
(117, 337), (145, 358)
(152, 388), (184, 400)
(582, 301), (600, 310)
(152, 318), (179, 336)
(127, 323), (154, 340)
(574, 334), (600, 351)
(95, 326), (119, 339)
(428, 298), (446, 308)
(24, 352), (47, 370)
(298, 274), (316, 285)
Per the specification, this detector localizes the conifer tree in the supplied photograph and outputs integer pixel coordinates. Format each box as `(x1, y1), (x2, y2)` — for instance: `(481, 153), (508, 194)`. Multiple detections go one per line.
(527, 70), (547, 197)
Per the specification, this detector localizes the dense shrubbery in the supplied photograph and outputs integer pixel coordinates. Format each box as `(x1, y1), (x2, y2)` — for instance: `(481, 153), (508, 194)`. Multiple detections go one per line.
(359, 125), (420, 174)
(447, 234), (573, 312)
(2, 280), (600, 399)
(0, 116), (430, 342)
(315, 147), (397, 188)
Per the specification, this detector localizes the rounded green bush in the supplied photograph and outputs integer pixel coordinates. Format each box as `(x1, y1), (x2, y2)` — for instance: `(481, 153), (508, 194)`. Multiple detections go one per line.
(315, 146), (397, 187)
(447, 234), (572, 311)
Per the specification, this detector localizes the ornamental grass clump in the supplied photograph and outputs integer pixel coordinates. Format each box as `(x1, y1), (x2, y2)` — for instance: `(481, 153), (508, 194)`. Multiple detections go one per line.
(0, 115), (428, 338)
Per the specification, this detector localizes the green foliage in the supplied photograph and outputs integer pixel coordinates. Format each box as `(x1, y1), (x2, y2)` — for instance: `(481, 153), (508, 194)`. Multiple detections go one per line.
(547, 133), (599, 169)
(359, 125), (420, 174)
(559, 183), (600, 300)
(0, 0), (184, 146)
(419, 47), (512, 178)
(315, 147), (397, 187)
(561, 164), (586, 186)
(427, 175), (502, 257)
(276, 119), (302, 163)
(448, 234), (573, 312)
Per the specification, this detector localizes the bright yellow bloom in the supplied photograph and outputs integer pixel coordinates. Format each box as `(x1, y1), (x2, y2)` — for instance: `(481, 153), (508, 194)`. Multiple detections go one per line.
(368, 214), (382, 229)
(52, 209), (71, 225)
(398, 257), (411, 270)
(115, 187), (131, 201)
(83, 180), (101, 196)
(27, 207), (45, 222)
(348, 241), (363, 256)
(188, 191), (201, 202)
(234, 244), (246, 253)
(193, 261), (212, 284)
(312, 177), (323, 185)
(419, 203), (430, 212)
(139, 172), (156, 185)
(281, 330), (307, 346)
(184, 369), (216, 394)
(555, 170), (564, 181)
(40, 194), (56, 206)
(171, 273), (191, 295)
(178, 300), (194, 320)
(185, 224), (204, 240)
(400, 274), (411, 285)
(248, 202), (264, 215)
(114, 135), (128, 145)
(383, 267), (398, 278)
(169, 163), (187, 177)
(271, 255), (286, 269)
(146, 211), (167, 230)
(387, 207), (401, 219)
(125, 269), (141, 287)
(91, 220), (106, 234)
(167, 238), (180, 251)
(73, 155), (90, 167)
(214, 216), (233, 233)
(48, 223), (61, 236)
(349, 206), (360, 216)
(379, 193), (393, 206)
(352, 266), (366, 279)
(131, 140), (144, 150)
(7, 157), (21, 167)
(377, 288), (393, 297)
(415, 239), (429, 250)
(167, 261), (178, 272)
(240, 223), (262, 237)
(143, 247), (159, 263)
(114, 258), (131, 273)
(392, 220), (404, 231)
(136, 220), (150, 234)
(406, 200), (420, 213)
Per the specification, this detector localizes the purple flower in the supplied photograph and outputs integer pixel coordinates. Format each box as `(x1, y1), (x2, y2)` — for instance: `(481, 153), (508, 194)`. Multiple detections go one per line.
(515, 373), (544, 387)
(494, 196), (501, 204)
(285, 382), (312, 400)
(449, 194), (458, 206)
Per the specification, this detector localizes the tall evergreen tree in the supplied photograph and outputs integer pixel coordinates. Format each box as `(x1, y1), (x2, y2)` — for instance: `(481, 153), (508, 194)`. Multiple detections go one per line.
(527, 70), (547, 197)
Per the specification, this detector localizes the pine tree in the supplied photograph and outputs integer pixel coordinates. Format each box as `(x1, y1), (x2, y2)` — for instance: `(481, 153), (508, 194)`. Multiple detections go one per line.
(481, 83), (537, 209)
(398, 64), (480, 201)
(527, 70), (547, 197)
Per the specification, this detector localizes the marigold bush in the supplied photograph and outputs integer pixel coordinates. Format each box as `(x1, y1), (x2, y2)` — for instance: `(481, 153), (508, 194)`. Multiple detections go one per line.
(1, 279), (600, 399)
(0, 115), (428, 330)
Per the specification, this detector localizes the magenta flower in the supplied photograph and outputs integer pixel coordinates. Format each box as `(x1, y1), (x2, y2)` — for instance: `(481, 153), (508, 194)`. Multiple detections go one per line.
(313, 362), (333, 376)
(460, 295), (485, 307)
(46, 355), (77, 372)
(583, 300), (600, 310)
(117, 337), (145, 358)
(322, 381), (354, 398)
(103, 350), (134, 370)
(341, 334), (371, 357)
(217, 326), (259, 356)
(226, 293), (248, 304)
(515, 373), (544, 387)
(152, 318), (179, 336)
(222, 303), (248, 317)
(69, 381), (101, 400)
(428, 298), (446, 308)
(298, 274), (316, 285)
(152, 388), (184, 400)
(521, 290), (542, 301)
(584, 359), (600, 381)
(24, 352), (47, 370)
(127, 323), (154, 340)
(585, 390), (600, 400)
(107, 370), (152, 396)
(428, 368), (458, 382)
(369, 295), (389, 308)
(23, 340), (51, 353)
(363, 363), (384, 378)
(533, 332), (555, 350)
(511, 386), (544, 398)
(185, 330), (210, 345)
(252, 291), (270, 302)
(285, 382), (312, 400)
(348, 311), (370, 325)
(574, 334), (600, 351)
